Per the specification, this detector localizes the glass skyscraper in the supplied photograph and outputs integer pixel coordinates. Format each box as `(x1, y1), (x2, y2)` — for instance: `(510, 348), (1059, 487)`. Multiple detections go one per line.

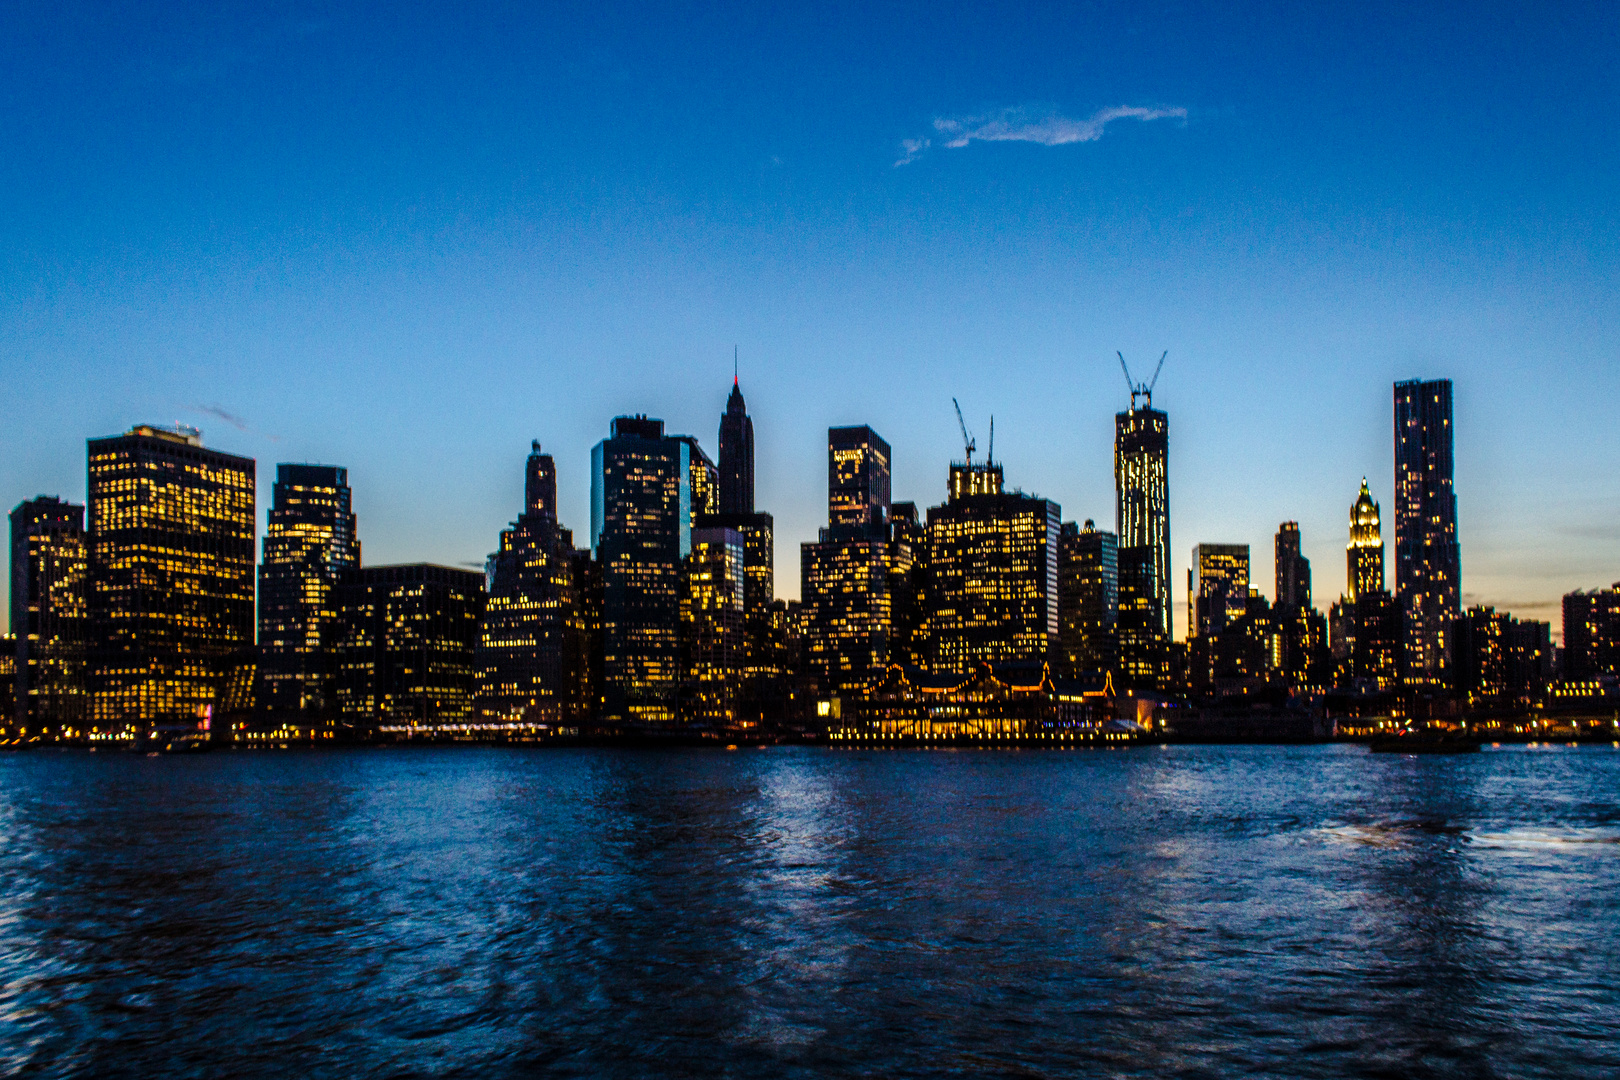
(592, 416), (691, 724)
(1115, 398), (1169, 689)
(1058, 519), (1117, 678)
(1393, 378), (1461, 685)
(258, 464), (359, 717)
(87, 424), (256, 731)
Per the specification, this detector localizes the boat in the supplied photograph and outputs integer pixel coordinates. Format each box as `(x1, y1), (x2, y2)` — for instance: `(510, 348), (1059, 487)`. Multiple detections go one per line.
(1367, 726), (1482, 754)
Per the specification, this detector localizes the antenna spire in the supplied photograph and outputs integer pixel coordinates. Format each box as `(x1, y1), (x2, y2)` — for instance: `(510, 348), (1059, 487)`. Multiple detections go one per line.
(733, 345), (738, 385)
(988, 415), (994, 466)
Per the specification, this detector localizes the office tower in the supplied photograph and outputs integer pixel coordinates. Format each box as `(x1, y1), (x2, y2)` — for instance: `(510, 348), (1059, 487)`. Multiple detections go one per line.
(87, 424), (255, 730)
(334, 564), (484, 726)
(1274, 522), (1311, 611)
(1347, 478), (1384, 600)
(1058, 520), (1118, 678)
(478, 443), (584, 722)
(0, 639), (12, 731)
(1562, 584), (1620, 680)
(1350, 592), (1402, 691)
(258, 465), (359, 717)
(802, 425), (895, 695)
(718, 376), (755, 515)
(1189, 544), (1250, 638)
(828, 426), (891, 533)
(1115, 394), (1169, 689)
(1504, 619), (1552, 697)
(1452, 606), (1508, 700)
(926, 462), (1060, 675)
(570, 547), (604, 715)
(1276, 603), (1331, 690)
(801, 537), (892, 695)
(592, 416), (690, 723)
(10, 497), (88, 731)
(886, 502), (929, 669)
(676, 435), (719, 524)
(1394, 379), (1461, 684)
(682, 525), (744, 724)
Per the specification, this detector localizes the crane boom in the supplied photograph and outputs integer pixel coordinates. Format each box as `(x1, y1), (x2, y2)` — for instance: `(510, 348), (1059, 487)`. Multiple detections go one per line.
(1117, 351), (1136, 396)
(1147, 350), (1168, 393)
(952, 397), (976, 465)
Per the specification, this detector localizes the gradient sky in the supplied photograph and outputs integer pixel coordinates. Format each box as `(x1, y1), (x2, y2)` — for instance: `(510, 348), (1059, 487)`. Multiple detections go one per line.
(3, 1), (1617, 639)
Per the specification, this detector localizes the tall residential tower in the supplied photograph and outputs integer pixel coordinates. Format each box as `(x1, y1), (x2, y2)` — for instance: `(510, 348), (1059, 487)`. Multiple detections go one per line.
(1393, 379), (1461, 684)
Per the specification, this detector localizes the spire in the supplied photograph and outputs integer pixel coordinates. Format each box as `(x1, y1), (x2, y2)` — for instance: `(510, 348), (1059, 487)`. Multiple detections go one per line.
(733, 344), (738, 386)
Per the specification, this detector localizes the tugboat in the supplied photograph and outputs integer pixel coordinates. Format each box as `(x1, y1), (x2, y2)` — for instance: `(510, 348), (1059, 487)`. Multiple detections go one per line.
(1367, 722), (1481, 754)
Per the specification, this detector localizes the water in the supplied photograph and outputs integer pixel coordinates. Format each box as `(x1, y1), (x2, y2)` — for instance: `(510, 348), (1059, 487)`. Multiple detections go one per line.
(1, 744), (1617, 1078)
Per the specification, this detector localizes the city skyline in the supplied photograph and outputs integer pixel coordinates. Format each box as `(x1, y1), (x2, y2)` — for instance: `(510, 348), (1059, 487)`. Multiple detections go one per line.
(2, 4), (1617, 638)
(0, 365), (1611, 646)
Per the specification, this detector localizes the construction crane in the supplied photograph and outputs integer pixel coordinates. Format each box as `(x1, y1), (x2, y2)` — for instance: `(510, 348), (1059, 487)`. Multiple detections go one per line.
(1117, 350), (1168, 409)
(987, 416), (994, 466)
(952, 397), (976, 467)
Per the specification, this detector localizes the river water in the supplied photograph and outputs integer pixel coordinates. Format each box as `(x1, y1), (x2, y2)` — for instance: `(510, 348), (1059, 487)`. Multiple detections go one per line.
(0, 744), (1616, 1078)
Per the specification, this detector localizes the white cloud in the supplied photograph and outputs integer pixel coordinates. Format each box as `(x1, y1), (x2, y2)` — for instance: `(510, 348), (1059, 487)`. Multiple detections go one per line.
(896, 104), (1186, 165)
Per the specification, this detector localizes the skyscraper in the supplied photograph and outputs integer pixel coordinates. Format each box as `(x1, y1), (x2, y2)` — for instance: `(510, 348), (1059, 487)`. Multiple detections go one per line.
(87, 424), (256, 730)
(478, 442), (583, 722)
(926, 458), (1060, 675)
(1394, 378), (1461, 684)
(258, 464), (359, 717)
(10, 496), (88, 732)
(1190, 544), (1250, 638)
(828, 426), (891, 533)
(682, 524), (745, 724)
(592, 416), (691, 723)
(718, 375), (755, 515)
(1274, 522), (1311, 611)
(1058, 520), (1118, 678)
(802, 425), (895, 695)
(1347, 478), (1384, 601)
(1562, 584), (1620, 680)
(335, 564), (484, 726)
(1115, 395), (1169, 689)
(701, 376), (775, 647)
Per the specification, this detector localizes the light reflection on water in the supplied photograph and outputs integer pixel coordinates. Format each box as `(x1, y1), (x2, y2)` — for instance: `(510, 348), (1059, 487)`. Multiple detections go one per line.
(0, 744), (1617, 1077)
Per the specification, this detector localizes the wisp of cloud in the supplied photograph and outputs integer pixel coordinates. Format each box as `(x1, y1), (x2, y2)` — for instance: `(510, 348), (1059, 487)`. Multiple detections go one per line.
(897, 104), (1186, 165)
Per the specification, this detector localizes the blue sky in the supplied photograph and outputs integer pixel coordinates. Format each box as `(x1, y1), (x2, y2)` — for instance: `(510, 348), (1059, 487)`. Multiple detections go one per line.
(2, 1), (1617, 637)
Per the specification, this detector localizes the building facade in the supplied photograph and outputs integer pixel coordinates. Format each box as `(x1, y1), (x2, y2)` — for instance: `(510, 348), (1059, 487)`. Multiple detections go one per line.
(9, 496), (88, 732)
(1115, 399), (1170, 689)
(828, 426), (891, 532)
(335, 564), (484, 726)
(87, 425), (256, 730)
(1347, 478), (1384, 601)
(1274, 521), (1311, 611)
(1394, 378), (1461, 684)
(258, 464), (359, 717)
(1562, 584), (1620, 680)
(718, 377), (755, 515)
(682, 525), (745, 724)
(1190, 543), (1250, 638)
(1057, 520), (1118, 678)
(478, 442), (584, 722)
(925, 465), (1060, 676)
(592, 416), (691, 723)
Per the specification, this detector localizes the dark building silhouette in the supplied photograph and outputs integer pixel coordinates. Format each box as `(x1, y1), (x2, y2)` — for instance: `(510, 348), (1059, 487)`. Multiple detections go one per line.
(335, 564), (484, 726)
(682, 525), (745, 724)
(478, 442), (585, 722)
(886, 502), (929, 669)
(1562, 584), (1620, 680)
(1275, 522), (1311, 611)
(10, 496), (88, 732)
(1394, 378), (1461, 684)
(1115, 395), (1170, 689)
(1058, 520), (1117, 678)
(87, 424), (255, 730)
(592, 416), (691, 723)
(718, 376), (755, 515)
(1452, 606), (1510, 700)
(803, 426), (895, 695)
(925, 460), (1060, 675)
(258, 464), (359, 718)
